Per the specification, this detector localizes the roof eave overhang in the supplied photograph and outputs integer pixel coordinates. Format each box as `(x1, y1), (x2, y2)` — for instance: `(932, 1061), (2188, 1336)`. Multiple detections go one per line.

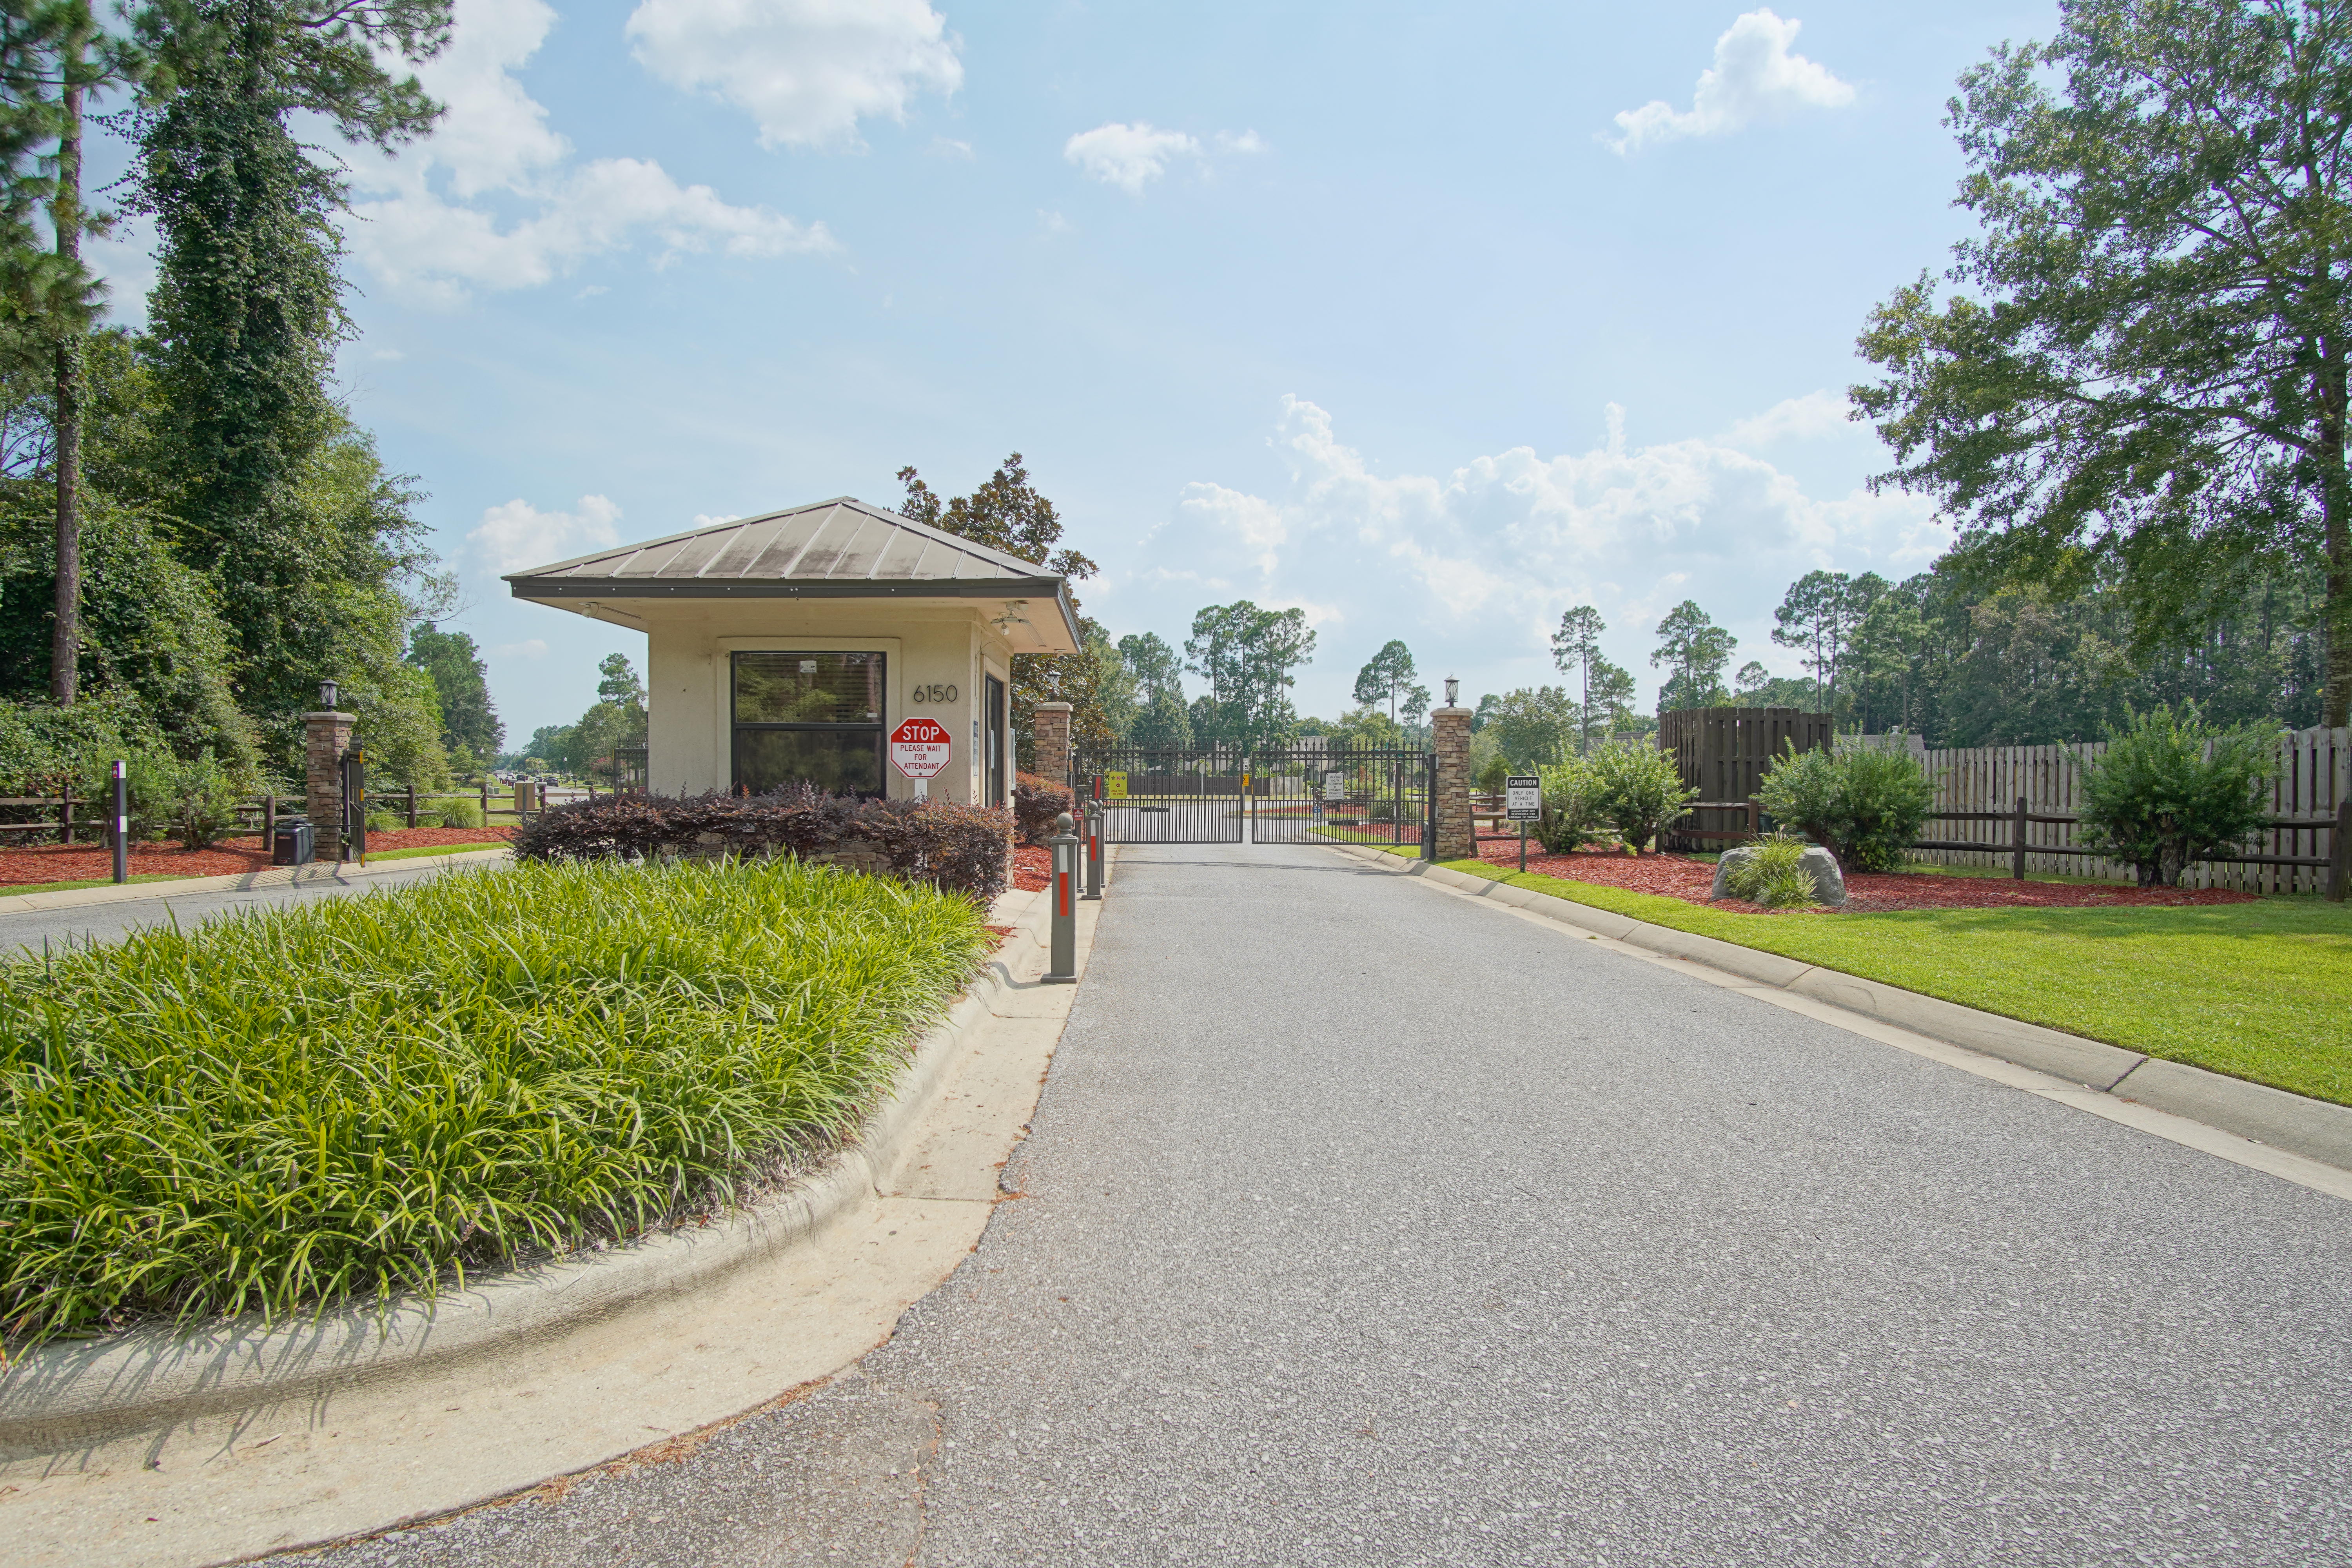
(508, 575), (1085, 654)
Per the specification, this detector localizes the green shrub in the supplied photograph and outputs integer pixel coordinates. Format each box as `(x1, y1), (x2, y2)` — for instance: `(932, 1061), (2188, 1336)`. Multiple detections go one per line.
(2079, 704), (2274, 887)
(1584, 741), (1697, 855)
(113, 749), (242, 848)
(1534, 759), (1597, 853)
(439, 796), (486, 830)
(1475, 755), (1510, 795)
(0, 857), (991, 1347)
(1757, 739), (1935, 871)
(1724, 833), (1818, 907)
(365, 809), (401, 833)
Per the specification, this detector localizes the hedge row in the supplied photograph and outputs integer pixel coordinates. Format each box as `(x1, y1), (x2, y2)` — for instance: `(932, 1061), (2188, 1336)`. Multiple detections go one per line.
(512, 789), (1012, 903)
(1013, 769), (1073, 845)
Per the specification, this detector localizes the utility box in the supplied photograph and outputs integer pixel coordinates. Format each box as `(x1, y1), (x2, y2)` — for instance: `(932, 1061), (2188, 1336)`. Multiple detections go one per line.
(272, 819), (315, 866)
(514, 779), (538, 815)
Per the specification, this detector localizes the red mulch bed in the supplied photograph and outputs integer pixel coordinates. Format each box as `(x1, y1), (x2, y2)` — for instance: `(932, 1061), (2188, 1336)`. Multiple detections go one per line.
(1011, 843), (1051, 893)
(0, 826), (516, 889)
(1470, 839), (2258, 913)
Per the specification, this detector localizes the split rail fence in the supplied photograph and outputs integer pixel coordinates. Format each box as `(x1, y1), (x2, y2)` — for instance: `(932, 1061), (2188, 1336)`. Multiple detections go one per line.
(0, 778), (615, 848)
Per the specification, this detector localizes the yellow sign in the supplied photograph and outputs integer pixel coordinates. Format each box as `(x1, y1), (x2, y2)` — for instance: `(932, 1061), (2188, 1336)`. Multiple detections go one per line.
(1105, 771), (1128, 800)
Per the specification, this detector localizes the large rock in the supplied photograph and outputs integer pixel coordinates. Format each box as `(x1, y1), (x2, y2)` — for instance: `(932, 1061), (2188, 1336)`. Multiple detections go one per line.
(1710, 844), (1847, 907)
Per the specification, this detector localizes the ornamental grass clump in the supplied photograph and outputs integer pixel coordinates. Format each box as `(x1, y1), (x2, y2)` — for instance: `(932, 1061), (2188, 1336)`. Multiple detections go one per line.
(1723, 832), (1819, 909)
(0, 857), (991, 1350)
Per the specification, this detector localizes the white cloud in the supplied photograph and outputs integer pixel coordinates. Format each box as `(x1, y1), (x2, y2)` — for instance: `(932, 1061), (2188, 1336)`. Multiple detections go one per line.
(1720, 388), (1854, 448)
(1608, 9), (1854, 154)
(1214, 129), (1267, 155)
(341, 0), (834, 303)
(930, 136), (974, 158)
(1134, 396), (1942, 709)
(626, 0), (961, 149)
(1064, 122), (1201, 194)
(469, 494), (624, 574)
(1038, 209), (1072, 234)
(490, 638), (550, 659)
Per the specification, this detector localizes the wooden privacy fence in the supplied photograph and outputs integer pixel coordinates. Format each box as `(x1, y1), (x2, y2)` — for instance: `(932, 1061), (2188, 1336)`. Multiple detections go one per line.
(1660, 706), (1832, 851)
(1905, 728), (2349, 895)
(1655, 727), (2350, 895)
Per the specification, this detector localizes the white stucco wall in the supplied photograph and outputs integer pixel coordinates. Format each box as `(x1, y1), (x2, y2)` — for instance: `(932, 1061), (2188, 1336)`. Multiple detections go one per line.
(637, 602), (1013, 804)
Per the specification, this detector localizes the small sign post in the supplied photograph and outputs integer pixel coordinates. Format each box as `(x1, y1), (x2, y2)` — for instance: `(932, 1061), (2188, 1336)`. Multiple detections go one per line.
(890, 717), (952, 800)
(1105, 770), (1128, 800)
(1505, 774), (1541, 873)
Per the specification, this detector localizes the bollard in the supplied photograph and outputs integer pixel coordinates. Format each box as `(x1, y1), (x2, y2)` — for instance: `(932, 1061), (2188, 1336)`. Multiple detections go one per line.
(1044, 811), (1079, 984)
(110, 759), (127, 884)
(1083, 799), (1104, 900)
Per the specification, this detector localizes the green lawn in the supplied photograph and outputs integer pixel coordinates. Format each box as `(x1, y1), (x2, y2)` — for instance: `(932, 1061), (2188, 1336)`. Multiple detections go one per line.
(361, 840), (511, 863)
(0, 872), (190, 898)
(1379, 846), (2352, 1107)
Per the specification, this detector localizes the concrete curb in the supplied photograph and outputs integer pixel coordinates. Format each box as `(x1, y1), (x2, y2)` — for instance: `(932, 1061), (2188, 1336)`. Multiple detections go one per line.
(0, 846), (516, 917)
(1330, 843), (2352, 1173)
(0, 887), (1049, 1455)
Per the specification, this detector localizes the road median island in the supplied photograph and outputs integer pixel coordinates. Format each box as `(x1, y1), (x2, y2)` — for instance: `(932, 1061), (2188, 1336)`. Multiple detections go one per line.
(1332, 842), (2352, 1172)
(0, 857), (1042, 1451)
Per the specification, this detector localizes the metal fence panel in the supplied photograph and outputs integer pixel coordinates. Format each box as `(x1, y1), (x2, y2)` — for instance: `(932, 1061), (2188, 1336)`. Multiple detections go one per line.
(1249, 748), (1429, 846)
(1073, 748), (1247, 843)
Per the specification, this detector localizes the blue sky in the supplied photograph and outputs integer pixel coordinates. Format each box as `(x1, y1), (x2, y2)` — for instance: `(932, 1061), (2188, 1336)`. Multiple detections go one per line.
(91, 0), (2054, 742)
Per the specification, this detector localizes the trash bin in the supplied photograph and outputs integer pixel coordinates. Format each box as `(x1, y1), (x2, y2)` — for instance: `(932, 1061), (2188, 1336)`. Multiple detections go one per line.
(272, 819), (315, 866)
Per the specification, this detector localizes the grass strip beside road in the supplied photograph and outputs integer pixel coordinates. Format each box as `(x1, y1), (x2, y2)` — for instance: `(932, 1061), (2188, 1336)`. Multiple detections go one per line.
(361, 841), (510, 863)
(1381, 846), (2352, 1108)
(0, 857), (992, 1348)
(0, 844), (507, 897)
(0, 872), (193, 897)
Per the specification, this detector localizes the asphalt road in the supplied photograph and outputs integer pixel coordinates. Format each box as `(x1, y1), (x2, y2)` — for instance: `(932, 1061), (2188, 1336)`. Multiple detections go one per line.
(0, 858), (494, 951)
(277, 842), (2352, 1566)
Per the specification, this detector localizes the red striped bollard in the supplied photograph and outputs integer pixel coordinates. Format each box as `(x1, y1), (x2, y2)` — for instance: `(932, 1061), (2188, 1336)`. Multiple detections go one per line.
(1045, 811), (1078, 984)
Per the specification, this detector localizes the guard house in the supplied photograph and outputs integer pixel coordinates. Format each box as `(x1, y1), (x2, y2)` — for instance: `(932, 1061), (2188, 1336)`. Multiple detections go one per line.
(504, 497), (1079, 806)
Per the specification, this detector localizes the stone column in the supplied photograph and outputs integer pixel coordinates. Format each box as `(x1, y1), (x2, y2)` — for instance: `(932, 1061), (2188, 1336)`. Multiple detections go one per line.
(1432, 704), (1474, 862)
(305, 708), (355, 861)
(1033, 700), (1073, 786)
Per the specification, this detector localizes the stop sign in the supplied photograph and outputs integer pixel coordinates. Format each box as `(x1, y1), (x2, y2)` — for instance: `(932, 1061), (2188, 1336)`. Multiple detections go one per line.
(890, 717), (952, 779)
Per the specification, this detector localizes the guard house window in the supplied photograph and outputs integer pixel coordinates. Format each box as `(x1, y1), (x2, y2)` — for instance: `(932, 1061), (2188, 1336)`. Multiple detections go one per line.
(732, 652), (885, 797)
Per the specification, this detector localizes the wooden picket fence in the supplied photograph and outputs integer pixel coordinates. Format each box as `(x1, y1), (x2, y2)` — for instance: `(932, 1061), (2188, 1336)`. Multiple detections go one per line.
(1901, 728), (2350, 893)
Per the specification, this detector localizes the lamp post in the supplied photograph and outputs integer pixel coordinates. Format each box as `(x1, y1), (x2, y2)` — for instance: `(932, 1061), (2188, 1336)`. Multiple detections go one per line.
(1445, 675), (1459, 708)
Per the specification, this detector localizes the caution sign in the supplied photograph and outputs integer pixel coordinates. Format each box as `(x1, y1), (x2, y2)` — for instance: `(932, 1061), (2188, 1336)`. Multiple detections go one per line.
(890, 717), (952, 779)
(1105, 771), (1128, 800)
(1505, 775), (1542, 822)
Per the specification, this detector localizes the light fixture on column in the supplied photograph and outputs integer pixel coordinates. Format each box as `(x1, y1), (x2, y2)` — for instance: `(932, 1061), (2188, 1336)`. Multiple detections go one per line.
(1445, 676), (1459, 708)
(319, 678), (339, 710)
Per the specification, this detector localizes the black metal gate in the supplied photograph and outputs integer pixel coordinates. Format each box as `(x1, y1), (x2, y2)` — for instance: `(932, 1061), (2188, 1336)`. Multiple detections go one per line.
(1246, 746), (1431, 847)
(1071, 745), (1432, 850)
(1071, 747), (1248, 843)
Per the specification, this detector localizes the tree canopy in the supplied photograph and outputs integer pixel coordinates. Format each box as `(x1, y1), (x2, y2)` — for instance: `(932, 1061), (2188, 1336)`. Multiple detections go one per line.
(1855, 0), (2352, 723)
(1651, 600), (1738, 713)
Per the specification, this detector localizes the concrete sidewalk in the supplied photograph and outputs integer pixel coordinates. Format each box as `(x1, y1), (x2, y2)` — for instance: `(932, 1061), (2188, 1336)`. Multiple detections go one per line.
(269, 840), (2352, 1566)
